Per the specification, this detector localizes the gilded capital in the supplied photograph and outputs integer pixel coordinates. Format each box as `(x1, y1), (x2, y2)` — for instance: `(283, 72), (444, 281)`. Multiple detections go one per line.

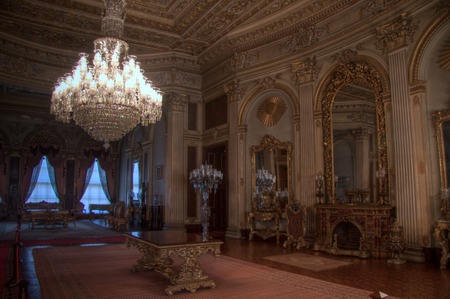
(164, 92), (189, 112)
(375, 13), (418, 54)
(224, 79), (241, 102)
(291, 56), (317, 84)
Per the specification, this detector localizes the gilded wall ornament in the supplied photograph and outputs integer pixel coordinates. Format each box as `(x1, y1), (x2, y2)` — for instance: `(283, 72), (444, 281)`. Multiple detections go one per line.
(256, 96), (287, 127)
(438, 38), (450, 70)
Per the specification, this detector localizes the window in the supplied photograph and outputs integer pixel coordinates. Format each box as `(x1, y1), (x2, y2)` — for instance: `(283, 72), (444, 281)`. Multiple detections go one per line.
(28, 157), (58, 203)
(27, 157), (110, 207)
(132, 160), (140, 199)
(80, 159), (110, 207)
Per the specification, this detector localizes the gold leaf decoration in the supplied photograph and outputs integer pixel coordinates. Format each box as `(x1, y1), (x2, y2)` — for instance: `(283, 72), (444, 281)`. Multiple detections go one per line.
(438, 38), (450, 70)
(256, 96), (287, 127)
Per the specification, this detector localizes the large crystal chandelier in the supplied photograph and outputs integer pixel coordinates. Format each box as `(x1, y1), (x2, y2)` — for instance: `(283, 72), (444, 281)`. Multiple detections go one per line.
(50, 0), (162, 145)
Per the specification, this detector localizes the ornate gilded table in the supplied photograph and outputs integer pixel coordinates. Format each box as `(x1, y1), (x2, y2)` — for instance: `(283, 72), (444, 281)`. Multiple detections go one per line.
(124, 231), (223, 295)
(248, 211), (285, 244)
(434, 220), (450, 270)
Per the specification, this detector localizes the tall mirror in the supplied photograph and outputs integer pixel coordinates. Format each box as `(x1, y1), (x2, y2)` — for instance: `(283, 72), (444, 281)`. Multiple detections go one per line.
(250, 135), (293, 211)
(433, 110), (450, 189)
(322, 62), (388, 204)
(332, 82), (377, 203)
(432, 110), (450, 219)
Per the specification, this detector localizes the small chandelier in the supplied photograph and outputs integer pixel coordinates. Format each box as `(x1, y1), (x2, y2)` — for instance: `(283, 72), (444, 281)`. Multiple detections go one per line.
(50, 0), (162, 145)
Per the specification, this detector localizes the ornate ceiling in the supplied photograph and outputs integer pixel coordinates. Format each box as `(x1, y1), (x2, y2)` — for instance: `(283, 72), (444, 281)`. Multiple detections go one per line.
(0, 0), (365, 92)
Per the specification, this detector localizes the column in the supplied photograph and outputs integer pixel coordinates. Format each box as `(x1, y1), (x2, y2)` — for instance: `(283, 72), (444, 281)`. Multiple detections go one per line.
(377, 13), (423, 260)
(163, 92), (189, 230)
(352, 128), (371, 190)
(291, 57), (317, 237)
(224, 79), (243, 238)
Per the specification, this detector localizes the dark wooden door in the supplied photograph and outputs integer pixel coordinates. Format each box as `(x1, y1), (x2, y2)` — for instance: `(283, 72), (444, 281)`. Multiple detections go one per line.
(204, 144), (227, 231)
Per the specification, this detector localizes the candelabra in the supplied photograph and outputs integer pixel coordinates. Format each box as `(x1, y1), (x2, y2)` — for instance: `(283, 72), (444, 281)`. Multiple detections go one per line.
(440, 188), (450, 220)
(376, 167), (388, 205)
(255, 168), (276, 194)
(315, 172), (324, 204)
(255, 168), (276, 210)
(189, 162), (223, 241)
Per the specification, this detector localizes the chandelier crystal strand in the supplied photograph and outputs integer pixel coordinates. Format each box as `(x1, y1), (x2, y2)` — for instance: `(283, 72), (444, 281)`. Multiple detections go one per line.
(50, 0), (162, 145)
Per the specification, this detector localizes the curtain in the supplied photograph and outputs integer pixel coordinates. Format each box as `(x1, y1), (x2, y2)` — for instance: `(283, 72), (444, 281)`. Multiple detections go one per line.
(0, 150), (8, 201)
(25, 157), (43, 200)
(20, 151), (43, 205)
(98, 163), (111, 202)
(74, 152), (95, 205)
(45, 147), (65, 203)
(46, 159), (60, 200)
(97, 153), (116, 202)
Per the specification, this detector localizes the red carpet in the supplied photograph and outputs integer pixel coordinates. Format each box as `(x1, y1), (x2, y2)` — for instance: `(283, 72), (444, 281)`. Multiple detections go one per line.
(0, 246), (10, 297)
(33, 244), (385, 299)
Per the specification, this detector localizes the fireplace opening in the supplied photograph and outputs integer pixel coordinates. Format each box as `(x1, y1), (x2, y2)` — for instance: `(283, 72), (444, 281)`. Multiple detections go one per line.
(333, 222), (362, 250)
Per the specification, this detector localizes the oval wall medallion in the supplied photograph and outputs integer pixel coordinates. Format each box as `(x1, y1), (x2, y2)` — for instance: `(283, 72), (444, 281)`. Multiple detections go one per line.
(256, 96), (287, 127)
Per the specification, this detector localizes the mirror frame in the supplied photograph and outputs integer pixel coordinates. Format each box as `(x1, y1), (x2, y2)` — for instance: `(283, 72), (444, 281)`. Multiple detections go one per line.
(322, 62), (388, 203)
(250, 135), (293, 200)
(432, 109), (450, 189)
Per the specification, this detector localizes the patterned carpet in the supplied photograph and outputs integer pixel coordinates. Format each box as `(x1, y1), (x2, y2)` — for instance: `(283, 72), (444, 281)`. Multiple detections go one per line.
(33, 244), (386, 299)
(263, 252), (352, 271)
(0, 220), (124, 246)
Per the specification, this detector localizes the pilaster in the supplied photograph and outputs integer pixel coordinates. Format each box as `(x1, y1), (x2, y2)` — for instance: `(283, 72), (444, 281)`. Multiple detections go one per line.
(291, 57), (317, 237)
(376, 13), (424, 260)
(224, 79), (243, 238)
(163, 92), (189, 230)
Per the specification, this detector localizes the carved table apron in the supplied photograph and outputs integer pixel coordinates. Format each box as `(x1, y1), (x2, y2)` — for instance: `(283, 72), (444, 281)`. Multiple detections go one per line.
(124, 231), (223, 295)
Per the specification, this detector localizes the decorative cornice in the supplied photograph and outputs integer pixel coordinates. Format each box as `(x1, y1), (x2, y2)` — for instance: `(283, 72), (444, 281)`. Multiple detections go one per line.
(155, 68), (193, 87)
(283, 25), (325, 53)
(224, 51), (256, 74)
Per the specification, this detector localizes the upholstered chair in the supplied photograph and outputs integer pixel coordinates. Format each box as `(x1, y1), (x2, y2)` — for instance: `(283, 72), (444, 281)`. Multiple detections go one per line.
(283, 200), (307, 250)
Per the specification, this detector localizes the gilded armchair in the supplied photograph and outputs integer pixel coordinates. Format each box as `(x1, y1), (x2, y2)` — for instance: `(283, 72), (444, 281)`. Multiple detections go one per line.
(283, 201), (307, 250)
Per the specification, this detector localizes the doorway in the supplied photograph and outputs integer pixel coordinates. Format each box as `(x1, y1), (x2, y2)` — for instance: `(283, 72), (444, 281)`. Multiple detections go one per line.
(204, 144), (228, 231)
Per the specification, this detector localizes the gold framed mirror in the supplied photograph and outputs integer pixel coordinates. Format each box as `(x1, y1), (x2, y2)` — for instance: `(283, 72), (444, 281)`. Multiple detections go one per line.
(250, 135), (293, 205)
(432, 109), (450, 189)
(322, 62), (388, 203)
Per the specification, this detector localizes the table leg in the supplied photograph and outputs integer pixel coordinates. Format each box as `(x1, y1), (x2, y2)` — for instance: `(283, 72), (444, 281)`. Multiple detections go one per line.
(164, 250), (216, 296)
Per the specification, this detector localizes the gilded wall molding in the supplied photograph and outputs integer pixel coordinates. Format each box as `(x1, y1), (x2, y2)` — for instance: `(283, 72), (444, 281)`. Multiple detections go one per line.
(375, 13), (419, 54)
(224, 79), (242, 103)
(164, 92), (189, 113)
(256, 96), (287, 127)
(290, 56), (318, 85)
(321, 61), (387, 202)
(438, 37), (450, 70)
(224, 51), (256, 74)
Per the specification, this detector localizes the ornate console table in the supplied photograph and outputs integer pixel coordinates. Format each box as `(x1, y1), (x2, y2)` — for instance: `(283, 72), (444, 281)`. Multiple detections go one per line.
(248, 211), (285, 244)
(314, 204), (392, 258)
(434, 220), (450, 270)
(124, 231), (223, 295)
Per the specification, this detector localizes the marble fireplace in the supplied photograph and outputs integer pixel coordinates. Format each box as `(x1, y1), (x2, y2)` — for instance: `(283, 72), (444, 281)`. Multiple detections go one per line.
(314, 204), (392, 258)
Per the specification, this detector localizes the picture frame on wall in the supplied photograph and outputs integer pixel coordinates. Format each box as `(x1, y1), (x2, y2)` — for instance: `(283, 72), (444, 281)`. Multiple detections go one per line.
(156, 165), (163, 180)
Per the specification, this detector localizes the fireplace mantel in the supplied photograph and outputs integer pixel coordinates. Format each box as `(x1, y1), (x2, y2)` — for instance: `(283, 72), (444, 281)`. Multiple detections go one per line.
(314, 204), (393, 258)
